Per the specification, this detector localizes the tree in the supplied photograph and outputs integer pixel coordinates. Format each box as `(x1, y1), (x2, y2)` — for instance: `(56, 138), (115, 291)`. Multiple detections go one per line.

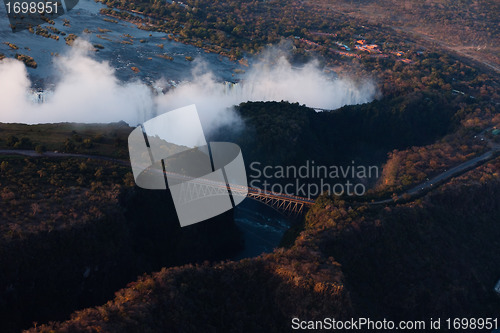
(0, 161), (8, 172)
(14, 137), (33, 149)
(35, 145), (46, 154)
(64, 139), (76, 153)
(6, 135), (19, 147)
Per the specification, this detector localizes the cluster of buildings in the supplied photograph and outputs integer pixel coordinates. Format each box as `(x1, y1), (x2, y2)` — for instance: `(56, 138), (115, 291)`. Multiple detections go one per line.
(296, 35), (414, 63)
(354, 39), (381, 54)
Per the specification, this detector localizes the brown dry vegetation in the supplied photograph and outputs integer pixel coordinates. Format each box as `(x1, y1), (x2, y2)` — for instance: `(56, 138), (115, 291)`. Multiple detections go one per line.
(310, 0), (500, 72)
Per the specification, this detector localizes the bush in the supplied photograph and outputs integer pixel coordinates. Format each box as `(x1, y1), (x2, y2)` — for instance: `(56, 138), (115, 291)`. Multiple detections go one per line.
(6, 135), (19, 147)
(13, 137), (33, 149)
(35, 145), (47, 154)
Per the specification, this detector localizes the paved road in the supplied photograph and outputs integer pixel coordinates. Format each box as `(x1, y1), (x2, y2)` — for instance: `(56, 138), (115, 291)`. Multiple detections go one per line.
(372, 129), (500, 204)
(406, 150), (496, 196)
(0, 150), (130, 166)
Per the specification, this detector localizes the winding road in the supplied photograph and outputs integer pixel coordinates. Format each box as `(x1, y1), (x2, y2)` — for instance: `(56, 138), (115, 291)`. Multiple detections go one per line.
(371, 128), (500, 204)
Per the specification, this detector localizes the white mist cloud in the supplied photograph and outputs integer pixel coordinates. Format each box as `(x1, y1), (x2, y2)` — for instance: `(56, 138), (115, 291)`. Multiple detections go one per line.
(0, 39), (377, 133)
(240, 57), (376, 109)
(0, 40), (154, 124)
(0, 58), (32, 113)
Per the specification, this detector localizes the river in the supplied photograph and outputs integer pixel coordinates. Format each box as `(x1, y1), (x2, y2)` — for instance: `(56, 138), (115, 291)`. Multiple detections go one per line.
(232, 200), (292, 260)
(0, 0), (243, 86)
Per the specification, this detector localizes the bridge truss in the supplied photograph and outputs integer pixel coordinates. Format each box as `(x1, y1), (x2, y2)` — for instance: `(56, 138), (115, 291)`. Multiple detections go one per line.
(176, 180), (313, 217)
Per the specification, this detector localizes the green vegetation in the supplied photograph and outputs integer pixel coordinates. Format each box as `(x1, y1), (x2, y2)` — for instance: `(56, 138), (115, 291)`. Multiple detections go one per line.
(14, 54), (37, 68)
(35, 26), (60, 40)
(312, 0), (500, 68)
(3, 42), (18, 50)
(27, 257), (350, 333)
(156, 53), (173, 60)
(0, 157), (128, 234)
(308, 157), (500, 319)
(27, 156), (500, 332)
(0, 153), (242, 332)
(103, 17), (118, 24)
(46, 25), (63, 35)
(64, 33), (77, 46)
(211, 97), (478, 176)
(96, 34), (113, 41)
(0, 122), (132, 158)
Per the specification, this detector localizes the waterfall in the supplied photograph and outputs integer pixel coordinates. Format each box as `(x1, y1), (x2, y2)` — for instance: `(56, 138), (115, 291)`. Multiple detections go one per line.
(28, 90), (54, 104)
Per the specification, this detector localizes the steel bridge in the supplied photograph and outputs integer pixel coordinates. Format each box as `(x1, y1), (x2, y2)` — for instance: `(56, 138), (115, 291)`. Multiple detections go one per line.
(245, 188), (314, 217)
(173, 176), (315, 217)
